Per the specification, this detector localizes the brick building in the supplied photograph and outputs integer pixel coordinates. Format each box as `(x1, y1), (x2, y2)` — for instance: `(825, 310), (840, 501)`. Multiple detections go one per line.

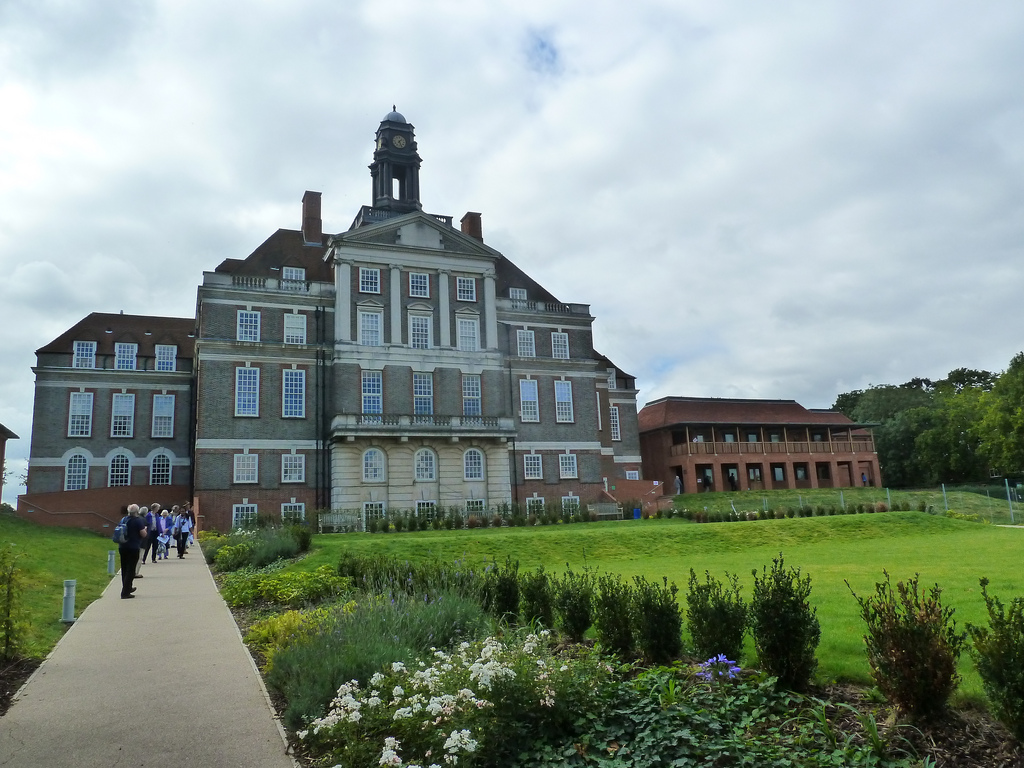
(19, 111), (642, 532)
(0, 422), (17, 500)
(193, 110), (641, 531)
(639, 396), (881, 494)
(19, 313), (195, 531)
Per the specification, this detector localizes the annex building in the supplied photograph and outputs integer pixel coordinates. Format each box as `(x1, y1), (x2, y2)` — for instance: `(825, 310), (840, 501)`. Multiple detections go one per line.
(638, 396), (881, 494)
(19, 111), (643, 532)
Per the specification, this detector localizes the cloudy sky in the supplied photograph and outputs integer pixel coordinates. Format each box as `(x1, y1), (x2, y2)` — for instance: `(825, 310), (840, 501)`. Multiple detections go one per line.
(1, 1), (1022, 503)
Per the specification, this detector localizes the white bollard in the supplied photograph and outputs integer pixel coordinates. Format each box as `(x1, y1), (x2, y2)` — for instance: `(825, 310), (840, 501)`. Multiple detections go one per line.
(108, 551), (117, 575)
(62, 580), (76, 624)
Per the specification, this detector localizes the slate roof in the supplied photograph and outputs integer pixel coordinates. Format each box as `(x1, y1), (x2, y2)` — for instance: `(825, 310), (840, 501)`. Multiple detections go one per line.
(639, 396), (859, 433)
(213, 228), (333, 283)
(36, 313), (196, 358)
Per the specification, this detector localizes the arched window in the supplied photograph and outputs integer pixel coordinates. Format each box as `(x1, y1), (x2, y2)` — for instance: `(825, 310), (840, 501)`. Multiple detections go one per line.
(414, 448), (436, 481)
(108, 453), (131, 487)
(65, 454), (89, 491)
(464, 448), (484, 480)
(150, 454), (172, 485)
(362, 448), (385, 482)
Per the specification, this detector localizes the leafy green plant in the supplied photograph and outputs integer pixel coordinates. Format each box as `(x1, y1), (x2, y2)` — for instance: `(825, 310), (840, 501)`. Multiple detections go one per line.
(519, 565), (554, 628)
(631, 575), (682, 664)
(266, 589), (490, 728)
(750, 554), (821, 691)
(967, 577), (1024, 740)
(0, 544), (26, 660)
(848, 571), (966, 721)
(297, 628), (611, 768)
(244, 604), (343, 671)
(220, 565), (346, 607)
(686, 569), (748, 662)
(594, 573), (634, 658)
(213, 540), (256, 571)
(553, 564), (595, 642)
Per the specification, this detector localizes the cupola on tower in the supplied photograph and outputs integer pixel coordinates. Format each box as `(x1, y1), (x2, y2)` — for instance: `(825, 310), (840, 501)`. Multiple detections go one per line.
(369, 107), (422, 213)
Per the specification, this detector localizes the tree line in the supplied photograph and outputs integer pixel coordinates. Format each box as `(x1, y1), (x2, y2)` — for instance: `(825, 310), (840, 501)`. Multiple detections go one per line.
(832, 352), (1024, 487)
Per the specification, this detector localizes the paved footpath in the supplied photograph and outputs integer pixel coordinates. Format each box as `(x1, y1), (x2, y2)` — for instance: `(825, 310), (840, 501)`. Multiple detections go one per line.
(0, 547), (297, 768)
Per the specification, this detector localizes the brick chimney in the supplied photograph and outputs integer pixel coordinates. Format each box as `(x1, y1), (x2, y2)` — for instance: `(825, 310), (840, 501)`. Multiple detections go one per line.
(460, 211), (483, 242)
(302, 191), (322, 245)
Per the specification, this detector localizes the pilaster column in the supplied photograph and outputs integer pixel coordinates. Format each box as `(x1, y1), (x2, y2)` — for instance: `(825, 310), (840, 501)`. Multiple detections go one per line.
(389, 264), (402, 345)
(438, 269), (451, 347)
(483, 270), (498, 350)
(335, 258), (352, 343)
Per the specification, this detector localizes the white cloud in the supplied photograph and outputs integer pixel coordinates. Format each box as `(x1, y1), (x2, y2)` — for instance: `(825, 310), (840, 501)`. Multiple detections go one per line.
(3, 0), (1024, 503)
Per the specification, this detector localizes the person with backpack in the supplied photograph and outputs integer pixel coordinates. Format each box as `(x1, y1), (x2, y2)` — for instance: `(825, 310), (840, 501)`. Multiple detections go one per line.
(118, 504), (147, 599)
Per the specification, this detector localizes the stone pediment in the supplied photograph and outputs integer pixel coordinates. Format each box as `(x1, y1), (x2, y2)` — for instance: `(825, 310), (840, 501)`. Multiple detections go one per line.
(334, 211), (500, 260)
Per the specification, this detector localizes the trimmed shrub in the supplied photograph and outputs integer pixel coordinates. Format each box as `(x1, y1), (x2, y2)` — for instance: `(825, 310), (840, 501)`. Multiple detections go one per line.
(967, 578), (1024, 741)
(554, 565), (596, 642)
(848, 572), (966, 721)
(519, 565), (555, 628)
(687, 569), (748, 662)
(631, 576), (683, 664)
(288, 524), (312, 552)
(214, 541), (256, 572)
(750, 554), (820, 691)
(480, 556), (520, 622)
(594, 573), (634, 658)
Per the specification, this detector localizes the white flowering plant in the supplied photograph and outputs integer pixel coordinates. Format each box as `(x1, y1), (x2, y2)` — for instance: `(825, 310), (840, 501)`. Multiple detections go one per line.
(297, 628), (611, 767)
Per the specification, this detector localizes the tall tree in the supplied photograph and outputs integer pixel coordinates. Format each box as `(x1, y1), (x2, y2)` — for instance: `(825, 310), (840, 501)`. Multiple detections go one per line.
(914, 386), (989, 484)
(832, 390), (864, 419)
(935, 368), (997, 394)
(853, 385), (933, 424)
(979, 353), (1024, 476)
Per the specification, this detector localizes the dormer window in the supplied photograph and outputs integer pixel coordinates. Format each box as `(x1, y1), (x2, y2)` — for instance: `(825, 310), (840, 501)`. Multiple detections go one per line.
(281, 266), (306, 291)
(509, 287), (527, 301)
(73, 341), (96, 369)
(115, 343), (138, 370)
(155, 345), (177, 372)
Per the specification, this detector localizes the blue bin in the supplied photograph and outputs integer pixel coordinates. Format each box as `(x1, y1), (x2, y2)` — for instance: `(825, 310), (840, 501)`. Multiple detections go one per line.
(633, 509), (641, 519)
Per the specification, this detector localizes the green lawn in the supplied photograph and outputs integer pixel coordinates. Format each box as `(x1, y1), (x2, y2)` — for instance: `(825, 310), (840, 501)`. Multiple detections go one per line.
(298, 511), (1023, 704)
(0, 512), (117, 657)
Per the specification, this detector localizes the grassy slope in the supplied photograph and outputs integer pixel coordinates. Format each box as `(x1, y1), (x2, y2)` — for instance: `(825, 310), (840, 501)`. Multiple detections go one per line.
(0, 513), (117, 657)
(300, 511), (1024, 702)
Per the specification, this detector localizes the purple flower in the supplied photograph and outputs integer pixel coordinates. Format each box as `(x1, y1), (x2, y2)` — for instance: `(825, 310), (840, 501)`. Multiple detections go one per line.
(696, 655), (741, 682)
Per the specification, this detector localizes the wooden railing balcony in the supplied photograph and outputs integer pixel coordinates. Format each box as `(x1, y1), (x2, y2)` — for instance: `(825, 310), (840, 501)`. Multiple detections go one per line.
(669, 439), (875, 457)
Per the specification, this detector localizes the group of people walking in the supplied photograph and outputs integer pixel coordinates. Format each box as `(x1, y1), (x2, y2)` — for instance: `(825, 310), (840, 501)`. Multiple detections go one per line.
(117, 502), (195, 599)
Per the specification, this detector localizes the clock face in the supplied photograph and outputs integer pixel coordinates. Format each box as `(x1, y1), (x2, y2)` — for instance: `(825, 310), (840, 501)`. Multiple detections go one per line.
(392, 135), (407, 149)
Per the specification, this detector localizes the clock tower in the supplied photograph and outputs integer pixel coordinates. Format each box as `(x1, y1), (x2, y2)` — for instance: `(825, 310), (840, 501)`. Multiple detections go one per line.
(370, 107), (422, 213)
